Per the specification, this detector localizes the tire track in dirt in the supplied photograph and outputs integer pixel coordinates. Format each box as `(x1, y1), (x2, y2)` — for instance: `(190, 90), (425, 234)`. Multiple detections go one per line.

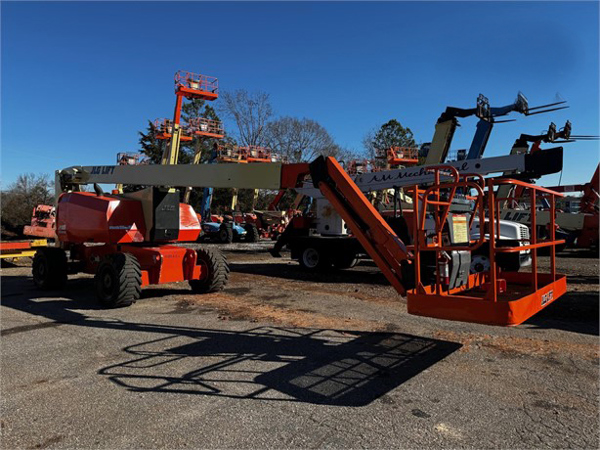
(176, 291), (387, 331)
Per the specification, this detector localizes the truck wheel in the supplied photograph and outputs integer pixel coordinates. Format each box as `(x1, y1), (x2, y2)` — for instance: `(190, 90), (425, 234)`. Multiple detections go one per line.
(95, 253), (141, 308)
(244, 224), (259, 242)
(190, 247), (229, 293)
(332, 252), (359, 269)
(299, 247), (330, 271)
(219, 224), (233, 243)
(32, 248), (68, 289)
(470, 254), (490, 274)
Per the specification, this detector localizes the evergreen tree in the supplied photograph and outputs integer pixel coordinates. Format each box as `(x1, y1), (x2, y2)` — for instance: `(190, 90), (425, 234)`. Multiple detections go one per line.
(138, 120), (163, 164)
(363, 119), (417, 164)
(372, 119), (416, 151)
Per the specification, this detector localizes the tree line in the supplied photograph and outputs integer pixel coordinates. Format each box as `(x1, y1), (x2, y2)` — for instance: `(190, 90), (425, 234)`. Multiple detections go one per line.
(138, 89), (416, 213)
(1, 88), (417, 232)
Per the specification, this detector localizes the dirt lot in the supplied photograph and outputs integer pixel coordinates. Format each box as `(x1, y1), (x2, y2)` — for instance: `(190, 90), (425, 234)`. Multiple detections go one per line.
(1, 243), (598, 449)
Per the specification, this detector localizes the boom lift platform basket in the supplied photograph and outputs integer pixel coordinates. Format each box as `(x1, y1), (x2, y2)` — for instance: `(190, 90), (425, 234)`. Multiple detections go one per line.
(154, 118), (193, 142)
(379, 146), (420, 167)
(174, 70), (218, 100)
(187, 117), (225, 139)
(405, 167), (567, 325)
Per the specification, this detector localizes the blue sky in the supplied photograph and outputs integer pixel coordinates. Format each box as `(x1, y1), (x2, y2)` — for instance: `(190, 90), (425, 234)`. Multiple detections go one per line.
(2, 1), (599, 187)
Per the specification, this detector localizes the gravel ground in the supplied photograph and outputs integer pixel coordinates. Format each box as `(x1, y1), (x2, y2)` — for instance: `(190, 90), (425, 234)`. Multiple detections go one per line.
(1, 244), (598, 449)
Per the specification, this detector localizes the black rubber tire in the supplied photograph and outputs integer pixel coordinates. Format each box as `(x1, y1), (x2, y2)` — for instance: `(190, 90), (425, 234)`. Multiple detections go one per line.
(189, 246), (229, 293)
(244, 223), (259, 243)
(95, 253), (141, 308)
(218, 223), (233, 243)
(32, 247), (68, 289)
(298, 246), (331, 271)
(332, 251), (359, 269)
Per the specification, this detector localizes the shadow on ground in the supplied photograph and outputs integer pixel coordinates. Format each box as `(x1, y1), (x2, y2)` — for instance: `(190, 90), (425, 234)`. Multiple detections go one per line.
(526, 290), (600, 336)
(98, 327), (460, 406)
(1, 273), (459, 406)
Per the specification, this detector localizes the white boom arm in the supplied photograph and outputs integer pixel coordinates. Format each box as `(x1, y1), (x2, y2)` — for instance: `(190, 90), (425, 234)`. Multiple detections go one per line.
(57, 162), (284, 196)
(297, 147), (563, 197)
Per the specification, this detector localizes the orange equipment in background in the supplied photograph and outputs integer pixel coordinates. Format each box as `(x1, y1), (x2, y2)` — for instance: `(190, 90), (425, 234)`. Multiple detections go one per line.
(379, 146), (420, 167)
(162, 70), (221, 166)
(154, 118), (193, 142)
(187, 117), (224, 139)
(23, 205), (56, 239)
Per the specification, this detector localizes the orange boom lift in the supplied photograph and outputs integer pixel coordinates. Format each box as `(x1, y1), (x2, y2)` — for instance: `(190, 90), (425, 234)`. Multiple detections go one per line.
(283, 157), (567, 326)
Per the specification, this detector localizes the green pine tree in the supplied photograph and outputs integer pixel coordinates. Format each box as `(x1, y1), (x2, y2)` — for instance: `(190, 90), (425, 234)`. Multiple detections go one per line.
(138, 120), (164, 164)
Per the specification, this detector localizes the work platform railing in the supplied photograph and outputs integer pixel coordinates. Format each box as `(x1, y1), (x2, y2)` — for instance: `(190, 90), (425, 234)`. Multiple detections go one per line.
(174, 70), (218, 99)
(406, 168), (566, 325)
(187, 117), (224, 138)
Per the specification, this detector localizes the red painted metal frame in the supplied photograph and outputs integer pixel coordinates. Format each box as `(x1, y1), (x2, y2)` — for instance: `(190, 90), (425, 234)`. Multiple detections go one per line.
(0, 241), (38, 252)
(545, 164), (599, 214)
(76, 244), (207, 287)
(23, 205), (56, 239)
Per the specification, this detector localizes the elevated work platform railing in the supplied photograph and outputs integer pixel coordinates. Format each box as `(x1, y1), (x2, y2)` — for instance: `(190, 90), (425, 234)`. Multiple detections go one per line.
(154, 118), (193, 142)
(174, 70), (218, 100)
(187, 117), (224, 139)
(214, 145), (283, 164)
(346, 159), (381, 175)
(380, 147), (420, 167)
(117, 152), (148, 166)
(407, 176), (566, 326)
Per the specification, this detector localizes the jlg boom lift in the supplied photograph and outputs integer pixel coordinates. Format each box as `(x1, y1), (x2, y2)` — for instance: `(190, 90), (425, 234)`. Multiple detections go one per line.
(44, 151), (567, 326)
(38, 160), (284, 307)
(300, 156), (567, 325)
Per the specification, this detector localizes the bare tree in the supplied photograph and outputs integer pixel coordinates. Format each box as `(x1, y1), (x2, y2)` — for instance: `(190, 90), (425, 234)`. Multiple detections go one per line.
(219, 90), (273, 146)
(265, 116), (353, 163)
(1, 173), (54, 233)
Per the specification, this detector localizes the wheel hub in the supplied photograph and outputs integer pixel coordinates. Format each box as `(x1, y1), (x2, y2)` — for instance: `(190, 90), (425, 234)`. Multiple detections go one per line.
(470, 254), (490, 274)
(103, 272), (113, 289)
(303, 248), (319, 268)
